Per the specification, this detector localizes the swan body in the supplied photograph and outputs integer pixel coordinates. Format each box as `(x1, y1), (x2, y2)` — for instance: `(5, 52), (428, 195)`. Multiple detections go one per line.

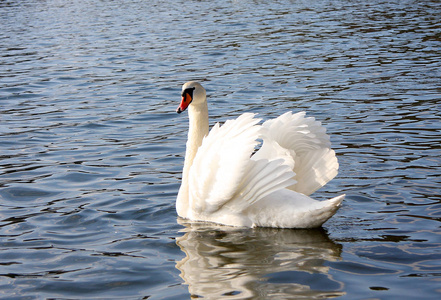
(176, 81), (344, 228)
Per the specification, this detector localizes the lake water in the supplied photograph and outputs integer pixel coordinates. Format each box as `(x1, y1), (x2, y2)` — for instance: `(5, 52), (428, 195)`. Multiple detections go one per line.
(1, 0), (440, 299)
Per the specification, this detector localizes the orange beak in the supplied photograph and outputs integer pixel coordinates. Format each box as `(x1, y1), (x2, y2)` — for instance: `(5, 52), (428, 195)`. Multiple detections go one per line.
(176, 91), (192, 114)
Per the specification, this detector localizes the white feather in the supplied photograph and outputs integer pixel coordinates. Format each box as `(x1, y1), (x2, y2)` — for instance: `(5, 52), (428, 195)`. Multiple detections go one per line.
(256, 111), (339, 196)
(177, 82), (344, 228)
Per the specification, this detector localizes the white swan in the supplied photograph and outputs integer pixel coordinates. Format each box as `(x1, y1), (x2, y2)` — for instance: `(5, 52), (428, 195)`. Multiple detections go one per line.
(176, 81), (344, 228)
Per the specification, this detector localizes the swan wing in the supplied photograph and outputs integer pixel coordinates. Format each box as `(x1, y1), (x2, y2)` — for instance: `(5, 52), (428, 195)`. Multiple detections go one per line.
(188, 113), (260, 214)
(254, 111), (339, 196)
(188, 113), (296, 215)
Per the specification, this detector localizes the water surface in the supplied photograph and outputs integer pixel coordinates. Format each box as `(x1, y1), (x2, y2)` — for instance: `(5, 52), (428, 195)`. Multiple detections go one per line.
(1, 0), (440, 299)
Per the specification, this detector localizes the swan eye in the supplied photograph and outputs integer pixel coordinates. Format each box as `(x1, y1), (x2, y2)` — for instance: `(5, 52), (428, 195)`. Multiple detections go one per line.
(182, 87), (195, 100)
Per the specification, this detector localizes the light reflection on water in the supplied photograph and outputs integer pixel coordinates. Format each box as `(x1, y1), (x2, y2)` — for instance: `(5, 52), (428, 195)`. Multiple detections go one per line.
(1, 0), (440, 299)
(176, 220), (345, 299)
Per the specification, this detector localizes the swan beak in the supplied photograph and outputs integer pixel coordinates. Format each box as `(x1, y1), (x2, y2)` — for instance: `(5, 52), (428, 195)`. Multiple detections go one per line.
(176, 92), (192, 114)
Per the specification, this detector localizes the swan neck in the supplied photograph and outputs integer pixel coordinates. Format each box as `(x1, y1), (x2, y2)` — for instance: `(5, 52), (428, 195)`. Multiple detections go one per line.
(176, 101), (208, 218)
(185, 102), (209, 168)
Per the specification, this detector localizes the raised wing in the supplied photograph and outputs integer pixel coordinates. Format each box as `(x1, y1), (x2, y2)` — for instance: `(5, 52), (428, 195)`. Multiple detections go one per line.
(254, 111), (339, 196)
(188, 113), (296, 215)
(188, 113), (261, 214)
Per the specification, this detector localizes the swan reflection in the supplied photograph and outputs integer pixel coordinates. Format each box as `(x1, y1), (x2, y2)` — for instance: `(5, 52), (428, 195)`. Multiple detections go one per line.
(176, 219), (345, 299)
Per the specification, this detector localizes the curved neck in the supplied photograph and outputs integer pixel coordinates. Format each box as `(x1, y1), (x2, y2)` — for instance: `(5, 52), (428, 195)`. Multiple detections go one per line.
(177, 101), (209, 217)
(184, 102), (209, 169)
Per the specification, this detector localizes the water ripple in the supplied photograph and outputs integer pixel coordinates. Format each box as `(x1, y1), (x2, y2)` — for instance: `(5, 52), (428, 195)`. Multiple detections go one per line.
(1, 0), (441, 298)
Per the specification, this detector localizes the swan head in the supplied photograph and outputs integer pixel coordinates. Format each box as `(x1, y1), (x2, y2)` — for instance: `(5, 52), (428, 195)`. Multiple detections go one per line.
(176, 81), (206, 114)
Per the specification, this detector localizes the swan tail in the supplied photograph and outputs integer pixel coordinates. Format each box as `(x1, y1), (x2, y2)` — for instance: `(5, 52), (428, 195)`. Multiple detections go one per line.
(293, 194), (345, 228)
(310, 194), (345, 227)
(251, 192), (345, 228)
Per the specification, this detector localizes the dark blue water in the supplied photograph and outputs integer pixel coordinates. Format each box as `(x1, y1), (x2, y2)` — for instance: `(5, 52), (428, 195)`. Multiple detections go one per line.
(1, 0), (440, 299)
